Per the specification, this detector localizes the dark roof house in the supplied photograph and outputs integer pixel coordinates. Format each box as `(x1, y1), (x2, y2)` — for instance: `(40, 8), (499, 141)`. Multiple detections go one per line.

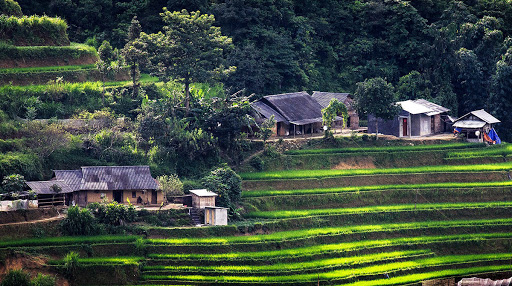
(453, 109), (500, 143)
(311, 91), (359, 129)
(25, 180), (74, 195)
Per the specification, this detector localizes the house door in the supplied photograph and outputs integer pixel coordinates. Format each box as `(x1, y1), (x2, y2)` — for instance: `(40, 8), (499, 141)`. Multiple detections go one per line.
(151, 190), (157, 204)
(402, 118), (408, 136)
(113, 190), (122, 203)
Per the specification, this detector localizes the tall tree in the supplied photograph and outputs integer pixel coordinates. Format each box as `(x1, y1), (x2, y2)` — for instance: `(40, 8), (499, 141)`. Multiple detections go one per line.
(144, 8), (234, 113)
(354, 77), (399, 139)
(489, 47), (512, 141)
(122, 16), (147, 98)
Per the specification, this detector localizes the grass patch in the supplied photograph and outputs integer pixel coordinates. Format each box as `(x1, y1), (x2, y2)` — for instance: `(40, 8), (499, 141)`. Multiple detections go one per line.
(240, 162), (512, 180)
(340, 265), (512, 286)
(446, 144), (512, 158)
(49, 256), (143, 266)
(145, 250), (432, 273)
(0, 64), (95, 74)
(142, 253), (512, 282)
(245, 201), (512, 219)
(242, 181), (512, 197)
(148, 232), (512, 261)
(147, 218), (512, 245)
(284, 143), (483, 155)
(0, 235), (140, 248)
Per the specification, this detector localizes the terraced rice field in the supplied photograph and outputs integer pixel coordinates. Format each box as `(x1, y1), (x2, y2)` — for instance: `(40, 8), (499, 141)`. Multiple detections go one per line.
(4, 142), (512, 285)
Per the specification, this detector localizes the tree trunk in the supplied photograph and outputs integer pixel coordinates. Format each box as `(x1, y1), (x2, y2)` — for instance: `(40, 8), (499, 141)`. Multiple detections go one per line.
(185, 78), (190, 114)
(375, 119), (379, 140)
(131, 64), (139, 98)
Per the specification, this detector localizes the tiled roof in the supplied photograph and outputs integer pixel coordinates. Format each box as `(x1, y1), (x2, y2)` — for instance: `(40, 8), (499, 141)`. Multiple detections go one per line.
(262, 92), (323, 124)
(54, 170), (82, 191)
(311, 91), (352, 109)
(251, 101), (288, 123)
(26, 180), (74, 194)
(80, 166), (158, 191)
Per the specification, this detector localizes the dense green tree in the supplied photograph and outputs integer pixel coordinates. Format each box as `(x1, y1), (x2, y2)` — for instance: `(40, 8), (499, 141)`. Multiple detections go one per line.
(322, 99), (348, 136)
(201, 165), (242, 213)
(489, 47), (512, 141)
(396, 71), (433, 101)
(1, 173), (25, 197)
(143, 9), (234, 113)
(0, 269), (30, 286)
(97, 40), (117, 98)
(0, 0), (22, 16)
(122, 16), (147, 98)
(354, 77), (400, 139)
(454, 48), (487, 114)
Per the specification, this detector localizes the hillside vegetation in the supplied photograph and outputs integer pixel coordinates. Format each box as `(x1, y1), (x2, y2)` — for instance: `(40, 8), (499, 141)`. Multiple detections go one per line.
(3, 143), (512, 285)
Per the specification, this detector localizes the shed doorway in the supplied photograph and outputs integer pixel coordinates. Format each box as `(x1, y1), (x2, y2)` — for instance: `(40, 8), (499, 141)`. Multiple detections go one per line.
(151, 190), (157, 204)
(113, 190), (122, 203)
(402, 118), (408, 136)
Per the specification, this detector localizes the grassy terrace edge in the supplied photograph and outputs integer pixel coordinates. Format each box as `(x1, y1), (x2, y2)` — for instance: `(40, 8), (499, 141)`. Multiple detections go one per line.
(147, 218), (512, 245)
(241, 181), (512, 197)
(284, 143), (483, 155)
(240, 162), (512, 180)
(0, 235), (140, 248)
(244, 201), (512, 219)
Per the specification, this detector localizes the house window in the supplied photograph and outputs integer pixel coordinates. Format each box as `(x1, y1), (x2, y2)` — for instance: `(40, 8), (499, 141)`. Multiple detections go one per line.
(132, 191), (136, 198)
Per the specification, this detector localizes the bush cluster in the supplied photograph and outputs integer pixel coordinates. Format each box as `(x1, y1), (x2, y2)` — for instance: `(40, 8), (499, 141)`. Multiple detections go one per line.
(0, 0), (22, 17)
(0, 270), (55, 286)
(0, 15), (69, 46)
(0, 43), (96, 60)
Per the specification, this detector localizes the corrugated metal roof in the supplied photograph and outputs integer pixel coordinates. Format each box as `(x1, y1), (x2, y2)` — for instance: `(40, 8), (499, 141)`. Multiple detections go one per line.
(189, 189), (218, 197)
(54, 170), (82, 191)
(470, 109), (500, 124)
(453, 120), (486, 128)
(251, 101), (288, 123)
(80, 166), (158, 191)
(311, 91), (352, 109)
(262, 92), (324, 124)
(397, 99), (449, 116)
(26, 180), (74, 194)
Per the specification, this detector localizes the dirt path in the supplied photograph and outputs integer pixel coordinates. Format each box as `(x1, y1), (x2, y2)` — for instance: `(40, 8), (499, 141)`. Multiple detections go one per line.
(0, 214), (64, 226)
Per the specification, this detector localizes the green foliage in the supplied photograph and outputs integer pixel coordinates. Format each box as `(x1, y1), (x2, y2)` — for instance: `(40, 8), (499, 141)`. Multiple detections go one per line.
(0, 0), (22, 17)
(322, 99), (348, 134)
(88, 200), (136, 226)
(0, 269), (30, 286)
(354, 77), (400, 138)
(0, 43), (97, 61)
(202, 165), (242, 211)
(257, 115), (275, 144)
(0, 235), (139, 248)
(142, 8), (234, 111)
(1, 173), (25, 195)
(0, 15), (69, 46)
(60, 206), (97, 236)
(284, 143), (483, 155)
(157, 174), (184, 200)
(63, 251), (80, 280)
(30, 273), (56, 286)
(0, 152), (42, 181)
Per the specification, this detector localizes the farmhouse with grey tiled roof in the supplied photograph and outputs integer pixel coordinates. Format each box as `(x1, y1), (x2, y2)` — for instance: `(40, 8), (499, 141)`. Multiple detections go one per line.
(251, 91), (358, 136)
(27, 166), (162, 207)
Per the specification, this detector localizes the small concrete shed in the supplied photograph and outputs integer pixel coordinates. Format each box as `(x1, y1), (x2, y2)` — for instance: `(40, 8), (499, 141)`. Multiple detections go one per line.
(204, 206), (228, 226)
(189, 189), (217, 209)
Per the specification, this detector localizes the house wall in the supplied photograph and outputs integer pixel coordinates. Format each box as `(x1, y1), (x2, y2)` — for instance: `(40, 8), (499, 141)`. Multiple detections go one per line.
(348, 111), (359, 129)
(419, 114), (431, 136)
(192, 196), (216, 209)
(205, 208), (228, 226)
(368, 114), (400, 137)
(77, 189), (163, 206)
(411, 114), (421, 136)
(433, 114), (442, 133)
(277, 122), (289, 136)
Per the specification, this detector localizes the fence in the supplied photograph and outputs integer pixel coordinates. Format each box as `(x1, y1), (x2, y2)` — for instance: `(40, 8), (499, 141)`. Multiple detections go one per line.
(0, 199), (38, 211)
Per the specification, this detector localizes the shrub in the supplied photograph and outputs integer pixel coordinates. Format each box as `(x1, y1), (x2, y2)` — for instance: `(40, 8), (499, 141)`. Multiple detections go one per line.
(1, 173), (25, 196)
(182, 180), (203, 193)
(30, 273), (56, 286)
(0, 0), (22, 17)
(0, 269), (30, 286)
(60, 206), (97, 236)
(157, 174), (184, 200)
(63, 251), (80, 280)
(249, 156), (265, 171)
(0, 15), (69, 46)
(202, 165), (242, 210)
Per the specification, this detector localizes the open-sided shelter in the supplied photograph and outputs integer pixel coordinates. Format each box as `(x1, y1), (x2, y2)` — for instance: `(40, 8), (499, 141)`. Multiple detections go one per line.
(453, 109), (501, 143)
(54, 166), (161, 207)
(368, 99), (450, 137)
(25, 180), (74, 207)
(311, 91), (360, 129)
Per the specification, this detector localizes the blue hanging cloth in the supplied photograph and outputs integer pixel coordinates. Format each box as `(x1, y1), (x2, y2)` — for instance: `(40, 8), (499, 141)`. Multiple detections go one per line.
(454, 127), (462, 134)
(488, 128), (502, 144)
